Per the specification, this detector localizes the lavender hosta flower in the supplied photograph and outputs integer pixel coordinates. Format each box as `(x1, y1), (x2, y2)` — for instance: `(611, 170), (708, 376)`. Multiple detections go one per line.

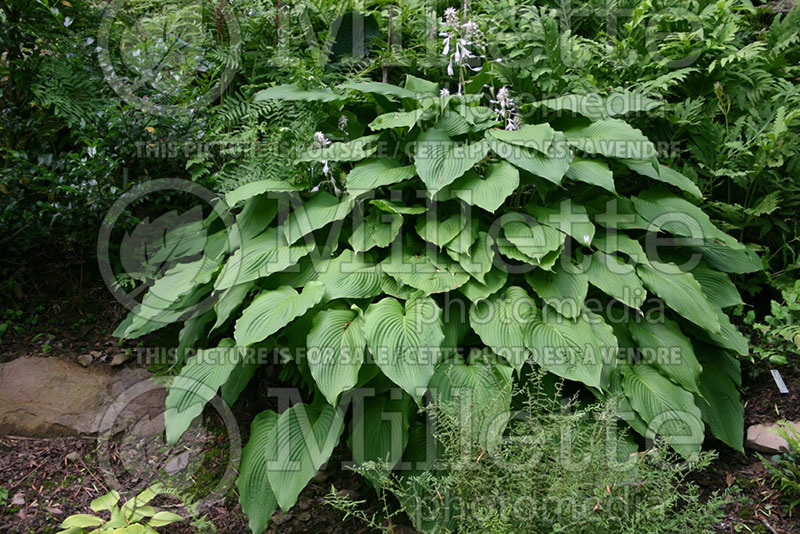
(314, 131), (332, 176)
(314, 131), (331, 149)
(507, 115), (522, 131)
(337, 115), (348, 132)
(329, 175), (342, 197)
(439, 8), (482, 84)
(440, 88), (451, 98)
(443, 6), (459, 26)
(490, 86), (521, 131)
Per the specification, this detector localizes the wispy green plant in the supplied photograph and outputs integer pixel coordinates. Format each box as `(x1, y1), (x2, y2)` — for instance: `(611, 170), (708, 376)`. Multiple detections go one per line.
(326, 377), (731, 534)
(759, 422), (800, 515)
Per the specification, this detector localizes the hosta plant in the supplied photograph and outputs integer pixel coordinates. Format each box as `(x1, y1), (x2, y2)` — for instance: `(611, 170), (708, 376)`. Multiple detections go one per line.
(56, 485), (183, 534)
(114, 70), (760, 531)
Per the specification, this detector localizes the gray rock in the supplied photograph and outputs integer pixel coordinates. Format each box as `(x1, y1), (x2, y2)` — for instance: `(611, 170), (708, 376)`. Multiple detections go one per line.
(77, 354), (93, 367)
(110, 352), (131, 366)
(164, 450), (191, 475)
(11, 491), (25, 507)
(745, 421), (800, 453)
(0, 357), (166, 438)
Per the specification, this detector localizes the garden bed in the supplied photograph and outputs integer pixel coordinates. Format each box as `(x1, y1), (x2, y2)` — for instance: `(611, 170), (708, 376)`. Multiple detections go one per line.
(0, 272), (797, 533)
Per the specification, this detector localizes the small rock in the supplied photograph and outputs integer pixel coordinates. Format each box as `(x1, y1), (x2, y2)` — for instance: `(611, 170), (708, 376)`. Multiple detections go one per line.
(11, 491), (26, 506)
(298, 511), (311, 522)
(745, 421), (800, 453)
(110, 352), (131, 366)
(90, 350), (103, 358)
(77, 354), (93, 367)
(45, 506), (63, 515)
(164, 451), (191, 475)
(271, 511), (288, 525)
(65, 451), (80, 462)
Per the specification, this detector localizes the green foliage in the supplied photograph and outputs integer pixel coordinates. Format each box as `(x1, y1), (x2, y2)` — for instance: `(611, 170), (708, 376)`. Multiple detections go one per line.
(740, 280), (800, 365)
(326, 380), (731, 534)
(467, 0), (800, 286)
(115, 59), (757, 529)
(0, 0), (219, 267)
(760, 422), (800, 515)
(56, 484), (183, 534)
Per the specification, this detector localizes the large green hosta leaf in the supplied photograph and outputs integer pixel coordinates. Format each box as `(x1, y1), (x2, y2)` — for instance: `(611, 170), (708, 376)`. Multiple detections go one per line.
(623, 160), (702, 200)
(565, 157), (615, 193)
(565, 119), (656, 159)
(210, 282), (252, 333)
(694, 356), (744, 452)
(369, 109), (424, 131)
(448, 231), (495, 284)
(450, 162), (520, 213)
(469, 286), (538, 372)
(266, 404), (345, 511)
(140, 257), (219, 318)
(307, 309), (366, 406)
(345, 158), (417, 195)
(363, 295), (445, 403)
(282, 193), (354, 245)
(631, 189), (738, 247)
(445, 216), (479, 256)
(415, 211), (463, 248)
(672, 237), (762, 274)
(628, 318), (702, 394)
(486, 124), (555, 153)
(380, 273), (417, 300)
(314, 249), (382, 301)
(165, 341), (240, 444)
(234, 282), (325, 347)
(586, 252), (646, 310)
(116, 257), (218, 338)
(621, 363), (704, 459)
(436, 109), (472, 136)
(525, 263), (589, 320)
(592, 231), (646, 263)
(429, 350), (514, 447)
(527, 200), (595, 246)
(381, 251), (469, 295)
(225, 179), (299, 207)
(215, 228), (315, 290)
(536, 92), (661, 119)
(236, 194), (278, 242)
(486, 136), (571, 185)
(371, 199), (426, 215)
(636, 261), (720, 334)
(525, 311), (615, 389)
(685, 263), (742, 309)
(686, 307), (749, 357)
(502, 216), (565, 265)
(296, 134), (379, 162)
(459, 268), (508, 304)
(339, 81), (417, 99)
(350, 391), (413, 468)
(349, 211), (402, 252)
(237, 410), (279, 534)
(414, 128), (489, 194)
